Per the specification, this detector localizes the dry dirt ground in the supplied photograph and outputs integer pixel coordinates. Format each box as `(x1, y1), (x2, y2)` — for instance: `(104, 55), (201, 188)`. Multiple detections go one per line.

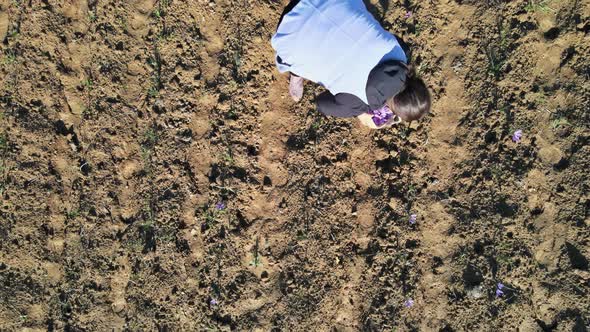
(0, 0), (589, 331)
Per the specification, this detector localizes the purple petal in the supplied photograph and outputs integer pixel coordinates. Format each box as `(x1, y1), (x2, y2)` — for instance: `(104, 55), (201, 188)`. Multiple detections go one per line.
(370, 105), (394, 126)
(404, 298), (414, 307)
(495, 283), (505, 297)
(215, 202), (226, 210)
(409, 214), (417, 225)
(210, 298), (218, 306)
(512, 130), (523, 142)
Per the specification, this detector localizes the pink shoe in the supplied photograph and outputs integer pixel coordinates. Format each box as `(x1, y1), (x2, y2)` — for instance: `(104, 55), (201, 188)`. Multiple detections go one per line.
(289, 75), (304, 102)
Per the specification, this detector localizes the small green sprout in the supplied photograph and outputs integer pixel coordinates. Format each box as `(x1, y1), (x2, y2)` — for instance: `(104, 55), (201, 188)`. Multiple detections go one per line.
(0, 134), (6, 151)
(88, 11), (97, 22)
(1, 51), (17, 65)
(525, 0), (554, 13)
(551, 117), (569, 129)
(147, 86), (159, 98)
(249, 237), (262, 267)
(66, 209), (79, 220)
(82, 78), (93, 91)
(221, 151), (234, 166)
(143, 128), (158, 147)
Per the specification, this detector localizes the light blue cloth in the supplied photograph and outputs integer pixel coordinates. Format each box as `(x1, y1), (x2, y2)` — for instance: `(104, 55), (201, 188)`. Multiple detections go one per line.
(271, 0), (407, 104)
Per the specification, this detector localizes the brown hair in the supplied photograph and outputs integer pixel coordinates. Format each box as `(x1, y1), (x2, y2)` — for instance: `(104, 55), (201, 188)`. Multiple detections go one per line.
(386, 66), (431, 122)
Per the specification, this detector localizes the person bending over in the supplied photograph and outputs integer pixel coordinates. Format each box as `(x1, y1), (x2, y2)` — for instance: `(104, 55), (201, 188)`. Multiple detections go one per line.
(271, 0), (431, 129)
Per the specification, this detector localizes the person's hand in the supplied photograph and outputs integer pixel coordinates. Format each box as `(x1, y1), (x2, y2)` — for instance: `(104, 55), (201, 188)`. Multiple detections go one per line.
(289, 75), (304, 102)
(357, 113), (380, 129)
(357, 113), (402, 129)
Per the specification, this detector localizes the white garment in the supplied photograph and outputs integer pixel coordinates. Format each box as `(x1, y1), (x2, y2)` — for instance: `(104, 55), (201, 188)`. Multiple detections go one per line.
(271, 0), (407, 104)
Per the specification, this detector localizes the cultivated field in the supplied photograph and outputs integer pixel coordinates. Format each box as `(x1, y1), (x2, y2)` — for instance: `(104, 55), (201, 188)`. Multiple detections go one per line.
(0, 0), (588, 330)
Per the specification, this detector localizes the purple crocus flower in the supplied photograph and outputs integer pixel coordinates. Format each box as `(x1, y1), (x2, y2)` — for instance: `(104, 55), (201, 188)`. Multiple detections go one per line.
(215, 202), (226, 210)
(409, 214), (417, 225)
(495, 283), (504, 297)
(512, 130), (523, 143)
(210, 298), (219, 306)
(404, 11), (413, 19)
(404, 298), (414, 307)
(370, 105), (394, 126)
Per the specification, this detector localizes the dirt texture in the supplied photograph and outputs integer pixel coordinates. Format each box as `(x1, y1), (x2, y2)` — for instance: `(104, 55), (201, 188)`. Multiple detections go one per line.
(0, 0), (589, 331)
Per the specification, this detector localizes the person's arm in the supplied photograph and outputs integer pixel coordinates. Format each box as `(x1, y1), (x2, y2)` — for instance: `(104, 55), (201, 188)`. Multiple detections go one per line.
(365, 60), (407, 111)
(316, 91), (369, 118)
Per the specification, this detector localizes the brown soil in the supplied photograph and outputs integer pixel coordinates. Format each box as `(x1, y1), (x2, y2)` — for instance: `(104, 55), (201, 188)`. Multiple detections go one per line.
(1, 0), (589, 330)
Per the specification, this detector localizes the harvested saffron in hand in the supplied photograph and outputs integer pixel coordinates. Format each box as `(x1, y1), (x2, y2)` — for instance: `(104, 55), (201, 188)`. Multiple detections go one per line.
(370, 105), (394, 126)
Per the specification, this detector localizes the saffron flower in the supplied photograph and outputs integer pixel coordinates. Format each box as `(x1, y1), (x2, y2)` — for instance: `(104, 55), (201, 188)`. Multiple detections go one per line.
(370, 105), (394, 126)
(409, 214), (417, 225)
(215, 202), (226, 210)
(404, 11), (413, 19)
(512, 130), (523, 143)
(495, 283), (504, 298)
(404, 298), (414, 307)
